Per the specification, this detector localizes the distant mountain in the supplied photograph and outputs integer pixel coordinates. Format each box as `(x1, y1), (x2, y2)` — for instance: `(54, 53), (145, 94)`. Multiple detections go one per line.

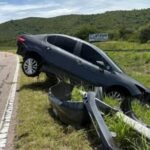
(0, 8), (149, 46)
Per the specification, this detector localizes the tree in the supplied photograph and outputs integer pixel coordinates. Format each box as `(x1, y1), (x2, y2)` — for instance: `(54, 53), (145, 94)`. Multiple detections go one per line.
(75, 25), (97, 40)
(119, 27), (134, 40)
(139, 24), (150, 43)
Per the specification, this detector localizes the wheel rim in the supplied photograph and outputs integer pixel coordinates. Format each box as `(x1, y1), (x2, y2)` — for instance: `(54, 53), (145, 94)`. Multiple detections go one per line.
(108, 91), (123, 101)
(23, 58), (38, 75)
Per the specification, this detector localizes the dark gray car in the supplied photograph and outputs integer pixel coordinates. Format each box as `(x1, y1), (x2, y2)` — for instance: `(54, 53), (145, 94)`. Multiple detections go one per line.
(16, 34), (150, 102)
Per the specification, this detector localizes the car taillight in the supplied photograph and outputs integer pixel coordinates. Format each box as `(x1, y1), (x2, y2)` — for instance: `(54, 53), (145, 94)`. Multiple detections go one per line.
(17, 36), (25, 43)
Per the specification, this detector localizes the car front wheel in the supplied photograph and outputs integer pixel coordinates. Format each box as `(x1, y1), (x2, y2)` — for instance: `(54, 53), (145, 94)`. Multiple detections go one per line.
(22, 56), (40, 77)
(107, 90), (125, 101)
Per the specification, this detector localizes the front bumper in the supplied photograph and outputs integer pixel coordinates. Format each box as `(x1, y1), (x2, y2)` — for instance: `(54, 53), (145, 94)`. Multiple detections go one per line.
(48, 82), (89, 125)
(48, 82), (119, 150)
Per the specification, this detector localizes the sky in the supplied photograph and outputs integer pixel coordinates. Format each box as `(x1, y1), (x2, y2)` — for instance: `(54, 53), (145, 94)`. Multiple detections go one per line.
(0, 0), (150, 23)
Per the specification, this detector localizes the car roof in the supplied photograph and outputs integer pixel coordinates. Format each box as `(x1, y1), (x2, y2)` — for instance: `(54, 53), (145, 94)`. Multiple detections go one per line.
(46, 34), (103, 51)
(23, 33), (123, 73)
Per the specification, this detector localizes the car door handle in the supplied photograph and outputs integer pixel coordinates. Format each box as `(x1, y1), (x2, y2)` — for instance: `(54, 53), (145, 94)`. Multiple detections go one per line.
(46, 47), (51, 50)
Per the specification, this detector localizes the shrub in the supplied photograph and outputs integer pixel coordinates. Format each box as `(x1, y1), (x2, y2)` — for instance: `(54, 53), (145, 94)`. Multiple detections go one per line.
(139, 24), (150, 43)
(75, 25), (97, 40)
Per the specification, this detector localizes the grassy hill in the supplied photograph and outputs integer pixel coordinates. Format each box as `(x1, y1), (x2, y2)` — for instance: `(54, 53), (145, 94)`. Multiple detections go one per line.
(0, 8), (150, 46)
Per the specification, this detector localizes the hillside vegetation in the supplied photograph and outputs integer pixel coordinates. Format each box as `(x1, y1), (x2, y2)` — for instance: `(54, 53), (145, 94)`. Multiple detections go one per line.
(0, 8), (150, 46)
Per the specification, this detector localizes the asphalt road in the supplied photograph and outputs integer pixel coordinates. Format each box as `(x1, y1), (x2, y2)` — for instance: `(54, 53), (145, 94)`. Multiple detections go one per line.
(0, 52), (19, 150)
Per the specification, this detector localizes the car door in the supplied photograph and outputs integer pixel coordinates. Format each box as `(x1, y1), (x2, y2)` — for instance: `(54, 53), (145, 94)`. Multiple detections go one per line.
(52, 37), (104, 85)
(45, 35), (110, 87)
(45, 35), (80, 77)
(75, 43), (112, 86)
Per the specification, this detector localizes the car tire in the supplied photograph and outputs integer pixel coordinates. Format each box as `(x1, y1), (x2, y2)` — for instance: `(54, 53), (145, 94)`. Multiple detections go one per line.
(106, 90), (125, 101)
(22, 56), (41, 77)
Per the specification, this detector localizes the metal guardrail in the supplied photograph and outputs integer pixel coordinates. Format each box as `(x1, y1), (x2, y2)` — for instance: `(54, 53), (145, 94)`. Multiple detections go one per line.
(48, 82), (150, 150)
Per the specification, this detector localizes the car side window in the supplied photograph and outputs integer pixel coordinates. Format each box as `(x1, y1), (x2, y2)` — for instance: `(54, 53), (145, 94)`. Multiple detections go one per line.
(80, 44), (111, 70)
(54, 36), (76, 53)
(47, 36), (56, 45)
(81, 44), (102, 65)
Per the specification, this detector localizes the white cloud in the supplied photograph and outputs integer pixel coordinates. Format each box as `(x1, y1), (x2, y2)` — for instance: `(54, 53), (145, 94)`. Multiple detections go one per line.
(0, 3), (59, 13)
(0, 0), (149, 23)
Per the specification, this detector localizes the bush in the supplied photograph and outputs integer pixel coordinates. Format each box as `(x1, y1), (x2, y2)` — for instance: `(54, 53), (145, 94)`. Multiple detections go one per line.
(119, 27), (134, 40)
(139, 24), (150, 43)
(75, 25), (97, 40)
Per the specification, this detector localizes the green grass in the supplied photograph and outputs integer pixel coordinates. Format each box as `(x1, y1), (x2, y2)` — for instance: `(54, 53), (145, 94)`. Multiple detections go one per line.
(104, 114), (150, 150)
(132, 101), (150, 125)
(106, 51), (150, 87)
(95, 41), (150, 51)
(15, 72), (150, 150)
(0, 47), (16, 55)
(71, 86), (83, 101)
(15, 73), (96, 150)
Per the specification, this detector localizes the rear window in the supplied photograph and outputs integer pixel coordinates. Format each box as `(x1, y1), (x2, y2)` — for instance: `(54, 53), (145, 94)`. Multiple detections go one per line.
(54, 36), (76, 53)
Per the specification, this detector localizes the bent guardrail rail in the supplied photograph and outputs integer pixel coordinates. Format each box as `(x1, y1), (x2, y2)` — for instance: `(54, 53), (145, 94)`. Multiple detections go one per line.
(48, 82), (150, 150)
(84, 92), (119, 150)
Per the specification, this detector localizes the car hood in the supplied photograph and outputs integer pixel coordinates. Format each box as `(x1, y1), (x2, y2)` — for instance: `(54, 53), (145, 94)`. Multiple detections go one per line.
(114, 71), (150, 94)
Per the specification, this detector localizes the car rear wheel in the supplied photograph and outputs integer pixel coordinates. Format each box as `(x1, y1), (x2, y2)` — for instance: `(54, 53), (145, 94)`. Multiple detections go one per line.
(22, 56), (40, 77)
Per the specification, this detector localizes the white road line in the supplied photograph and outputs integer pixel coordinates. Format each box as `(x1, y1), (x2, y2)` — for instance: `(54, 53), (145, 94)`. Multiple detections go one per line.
(0, 55), (19, 150)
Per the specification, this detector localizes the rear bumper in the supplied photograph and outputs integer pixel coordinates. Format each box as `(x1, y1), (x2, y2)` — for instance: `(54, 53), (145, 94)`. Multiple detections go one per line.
(16, 48), (25, 56)
(16, 42), (26, 57)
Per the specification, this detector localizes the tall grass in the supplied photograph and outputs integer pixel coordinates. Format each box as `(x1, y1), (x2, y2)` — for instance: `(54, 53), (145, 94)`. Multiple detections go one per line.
(95, 41), (150, 51)
(15, 73), (94, 150)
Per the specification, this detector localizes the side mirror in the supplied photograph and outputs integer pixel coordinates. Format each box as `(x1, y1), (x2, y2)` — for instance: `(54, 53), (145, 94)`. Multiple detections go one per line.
(96, 61), (105, 70)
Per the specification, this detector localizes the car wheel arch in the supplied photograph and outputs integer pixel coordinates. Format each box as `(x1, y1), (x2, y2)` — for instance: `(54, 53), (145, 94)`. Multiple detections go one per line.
(105, 85), (131, 97)
(24, 51), (42, 61)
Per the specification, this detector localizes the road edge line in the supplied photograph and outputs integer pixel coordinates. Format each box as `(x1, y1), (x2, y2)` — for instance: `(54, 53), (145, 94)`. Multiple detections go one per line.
(0, 55), (19, 149)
